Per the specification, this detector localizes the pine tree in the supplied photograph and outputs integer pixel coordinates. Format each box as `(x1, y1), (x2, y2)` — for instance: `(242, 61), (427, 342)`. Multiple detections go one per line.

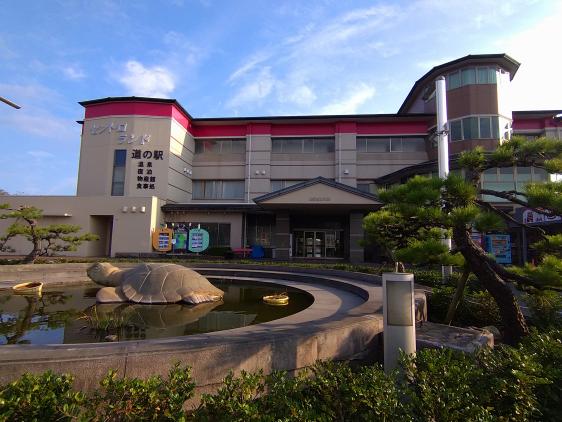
(0, 204), (99, 263)
(363, 136), (562, 344)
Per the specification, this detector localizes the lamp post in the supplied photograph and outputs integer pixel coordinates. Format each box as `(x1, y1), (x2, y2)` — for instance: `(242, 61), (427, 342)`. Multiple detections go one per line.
(435, 76), (452, 280)
(383, 272), (416, 372)
(0, 96), (21, 109)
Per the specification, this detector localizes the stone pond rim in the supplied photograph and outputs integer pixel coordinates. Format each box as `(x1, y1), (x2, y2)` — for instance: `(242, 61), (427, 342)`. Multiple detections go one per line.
(0, 263), (391, 394)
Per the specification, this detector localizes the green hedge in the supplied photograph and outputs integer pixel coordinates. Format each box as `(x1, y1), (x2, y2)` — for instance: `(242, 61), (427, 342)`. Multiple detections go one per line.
(1, 330), (560, 421)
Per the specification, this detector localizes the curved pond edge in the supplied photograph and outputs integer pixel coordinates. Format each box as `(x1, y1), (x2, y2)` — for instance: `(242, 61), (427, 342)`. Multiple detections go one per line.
(0, 263), (425, 396)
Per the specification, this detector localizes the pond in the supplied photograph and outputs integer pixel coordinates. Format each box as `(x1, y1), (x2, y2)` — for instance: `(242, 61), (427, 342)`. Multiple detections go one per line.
(0, 279), (313, 345)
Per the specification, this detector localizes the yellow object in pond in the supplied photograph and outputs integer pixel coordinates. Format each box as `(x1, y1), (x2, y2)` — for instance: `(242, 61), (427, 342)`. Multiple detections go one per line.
(12, 282), (43, 296)
(263, 294), (289, 306)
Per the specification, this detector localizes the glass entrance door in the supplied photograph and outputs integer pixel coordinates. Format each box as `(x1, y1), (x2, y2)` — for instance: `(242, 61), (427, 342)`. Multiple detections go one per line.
(292, 230), (343, 258)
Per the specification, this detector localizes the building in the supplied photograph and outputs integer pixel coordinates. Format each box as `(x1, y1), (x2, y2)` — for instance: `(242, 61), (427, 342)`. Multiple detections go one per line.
(1, 54), (560, 262)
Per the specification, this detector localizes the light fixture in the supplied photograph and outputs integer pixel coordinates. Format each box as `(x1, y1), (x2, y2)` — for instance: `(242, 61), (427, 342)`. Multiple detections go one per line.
(140, 206), (146, 213)
(131, 206), (137, 213)
(343, 169), (349, 175)
(122, 206), (128, 213)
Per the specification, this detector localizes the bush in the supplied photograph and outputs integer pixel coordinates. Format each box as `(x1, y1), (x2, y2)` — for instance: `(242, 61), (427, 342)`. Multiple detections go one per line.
(402, 349), (492, 421)
(193, 370), (264, 421)
(428, 285), (502, 328)
(303, 361), (411, 422)
(0, 371), (84, 422)
(519, 329), (562, 421)
(524, 290), (562, 330)
(475, 345), (546, 421)
(83, 363), (195, 421)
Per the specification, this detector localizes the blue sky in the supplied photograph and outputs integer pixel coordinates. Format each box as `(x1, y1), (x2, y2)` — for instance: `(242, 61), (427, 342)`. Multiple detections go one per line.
(1, 0), (561, 195)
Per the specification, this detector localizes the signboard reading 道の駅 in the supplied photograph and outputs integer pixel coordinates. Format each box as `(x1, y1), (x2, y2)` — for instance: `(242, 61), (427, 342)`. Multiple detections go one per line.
(188, 228), (210, 253)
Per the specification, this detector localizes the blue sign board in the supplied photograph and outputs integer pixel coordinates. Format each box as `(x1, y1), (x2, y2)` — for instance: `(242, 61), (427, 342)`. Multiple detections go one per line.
(485, 234), (512, 264)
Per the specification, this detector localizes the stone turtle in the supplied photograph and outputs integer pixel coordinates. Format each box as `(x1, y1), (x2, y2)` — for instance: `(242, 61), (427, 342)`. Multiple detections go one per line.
(87, 262), (224, 305)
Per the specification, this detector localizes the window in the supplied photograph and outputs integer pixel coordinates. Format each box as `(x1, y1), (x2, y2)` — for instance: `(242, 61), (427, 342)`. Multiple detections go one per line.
(450, 120), (462, 141)
(357, 181), (377, 194)
(449, 116), (500, 141)
(271, 137), (335, 153)
(461, 68), (476, 85)
(479, 117), (492, 139)
(462, 117), (478, 140)
(447, 67), (497, 90)
(271, 180), (306, 191)
(448, 71), (461, 90)
(481, 166), (549, 202)
(192, 180), (245, 199)
(173, 223), (230, 247)
(111, 149), (126, 196)
(194, 139), (246, 154)
(357, 137), (425, 152)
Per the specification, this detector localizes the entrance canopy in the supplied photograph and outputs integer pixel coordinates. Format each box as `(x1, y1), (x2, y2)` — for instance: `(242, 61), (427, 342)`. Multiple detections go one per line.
(253, 177), (382, 212)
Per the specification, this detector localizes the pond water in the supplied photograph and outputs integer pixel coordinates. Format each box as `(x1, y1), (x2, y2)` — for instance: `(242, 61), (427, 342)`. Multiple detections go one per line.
(0, 279), (313, 345)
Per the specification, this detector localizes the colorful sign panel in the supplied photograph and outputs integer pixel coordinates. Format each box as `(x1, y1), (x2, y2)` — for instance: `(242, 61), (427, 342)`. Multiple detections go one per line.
(522, 209), (562, 225)
(174, 231), (187, 251)
(485, 234), (512, 264)
(152, 228), (173, 252)
(188, 228), (210, 253)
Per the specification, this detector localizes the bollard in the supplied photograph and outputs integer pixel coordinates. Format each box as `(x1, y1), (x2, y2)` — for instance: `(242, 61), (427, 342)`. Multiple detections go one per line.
(383, 272), (416, 372)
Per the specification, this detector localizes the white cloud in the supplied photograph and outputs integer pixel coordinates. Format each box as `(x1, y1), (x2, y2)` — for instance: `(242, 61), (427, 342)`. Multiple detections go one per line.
(496, 4), (562, 110)
(117, 60), (175, 98)
(62, 65), (86, 80)
(228, 52), (271, 83)
(28, 150), (55, 159)
(227, 67), (276, 108)
(320, 83), (376, 115)
(0, 110), (79, 140)
(278, 84), (316, 107)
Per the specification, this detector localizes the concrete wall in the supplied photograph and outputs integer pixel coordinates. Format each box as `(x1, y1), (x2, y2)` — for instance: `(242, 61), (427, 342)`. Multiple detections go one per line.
(78, 116), (173, 200)
(0, 196), (164, 257)
(168, 119), (193, 203)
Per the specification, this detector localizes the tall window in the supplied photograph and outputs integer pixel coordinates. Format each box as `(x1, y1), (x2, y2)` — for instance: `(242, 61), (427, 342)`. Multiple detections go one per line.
(270, 180), (306, 191)
(111, 149), (126, 196)
(192, 180), (245, 199)
(481, 166), (549, 202)
(271, 137), (335, 153)
(449, 116), (500, 141)
(194, 139), (246, 154)
(447, 67), (497, 90)
(356, 137), (425, 153)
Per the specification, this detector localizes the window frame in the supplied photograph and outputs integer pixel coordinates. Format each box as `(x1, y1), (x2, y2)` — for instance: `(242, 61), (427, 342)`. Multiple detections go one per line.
(194, 138), (246, 155)
(271, 137), (335, 154)
(111, 149), (127, 196)
(192, 180), (245, 200)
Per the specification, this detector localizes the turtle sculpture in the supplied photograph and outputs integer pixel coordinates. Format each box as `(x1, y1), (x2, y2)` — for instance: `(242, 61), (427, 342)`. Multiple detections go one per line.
(87, 262), (224, 305)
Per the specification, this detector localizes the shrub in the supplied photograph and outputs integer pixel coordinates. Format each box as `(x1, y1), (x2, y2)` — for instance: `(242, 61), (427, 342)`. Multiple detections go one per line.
(193, 370), (264, 421)
(428, 285), (502, 327)
(83, 363), (195, 421)
(402, 349), (493, 421)
(519, 329), (562, 421)
(304, 361), (411, 422)
(0, 371), (84, 422)
(475, 345), (546, 421)
(524, 290), (562, 330)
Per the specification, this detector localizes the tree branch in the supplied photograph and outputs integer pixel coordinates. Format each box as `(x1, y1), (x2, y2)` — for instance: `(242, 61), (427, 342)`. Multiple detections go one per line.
(475, 199), (547, 240)
(479, 189), (558, 216)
